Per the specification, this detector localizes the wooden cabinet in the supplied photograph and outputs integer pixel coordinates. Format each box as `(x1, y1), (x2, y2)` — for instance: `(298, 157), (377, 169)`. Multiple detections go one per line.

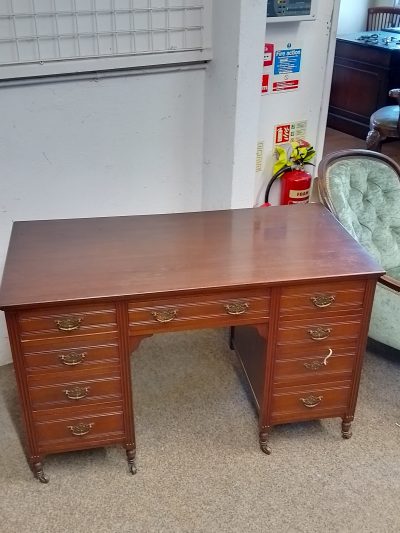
(5, 302), (135, 483)
(234, 278), (376, 453)
(328, 32), (400, 138)
(0, 205), (383, 482)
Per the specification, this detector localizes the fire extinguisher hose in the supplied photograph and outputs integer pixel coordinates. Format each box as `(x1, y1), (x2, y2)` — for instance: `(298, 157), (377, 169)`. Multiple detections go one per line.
(264, 165), (291, 204)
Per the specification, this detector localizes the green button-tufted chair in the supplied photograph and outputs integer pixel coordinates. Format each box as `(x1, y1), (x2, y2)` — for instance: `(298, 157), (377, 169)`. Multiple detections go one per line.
(317, 149), (400, 352)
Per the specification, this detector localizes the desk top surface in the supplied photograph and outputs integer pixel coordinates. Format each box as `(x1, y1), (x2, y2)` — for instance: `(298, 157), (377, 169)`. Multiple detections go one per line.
(0, 204), (383, 309)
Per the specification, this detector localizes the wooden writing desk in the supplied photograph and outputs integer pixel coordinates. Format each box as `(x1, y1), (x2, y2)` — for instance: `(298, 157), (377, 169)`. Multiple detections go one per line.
(0, 204), (383, 482)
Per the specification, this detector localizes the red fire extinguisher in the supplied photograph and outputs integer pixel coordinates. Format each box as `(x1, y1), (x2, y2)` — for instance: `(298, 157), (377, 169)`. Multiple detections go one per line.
(263, 166), (312, 206)
(280, 168), (312, 205)
(261, 140), (315, 207)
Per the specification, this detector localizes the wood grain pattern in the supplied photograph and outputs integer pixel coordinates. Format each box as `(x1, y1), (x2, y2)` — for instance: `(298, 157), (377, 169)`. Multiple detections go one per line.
(0, 204), (382, 309)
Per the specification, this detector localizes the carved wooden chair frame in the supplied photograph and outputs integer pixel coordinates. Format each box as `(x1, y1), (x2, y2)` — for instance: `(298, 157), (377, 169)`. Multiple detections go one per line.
(316, 149), (400, 295)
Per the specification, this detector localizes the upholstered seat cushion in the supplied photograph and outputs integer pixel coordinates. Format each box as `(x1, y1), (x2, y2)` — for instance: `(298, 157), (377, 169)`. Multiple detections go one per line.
(370, 105), (400, 136)
(370, 282), (400, 350)
(326, 158), (400, 272)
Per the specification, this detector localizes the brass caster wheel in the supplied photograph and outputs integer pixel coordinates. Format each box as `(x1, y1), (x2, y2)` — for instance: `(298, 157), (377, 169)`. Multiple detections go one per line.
(129, 464), (137, 475)
(260, 443), (272, 455)
(36, 471), (49, 484)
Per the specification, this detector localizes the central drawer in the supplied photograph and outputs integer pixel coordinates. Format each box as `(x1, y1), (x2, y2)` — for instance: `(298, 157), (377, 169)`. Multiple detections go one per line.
(128, 289), (270, 335)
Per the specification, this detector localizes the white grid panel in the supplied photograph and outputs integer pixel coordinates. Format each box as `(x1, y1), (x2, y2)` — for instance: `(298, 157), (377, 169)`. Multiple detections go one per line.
(0, 0), (212, 79)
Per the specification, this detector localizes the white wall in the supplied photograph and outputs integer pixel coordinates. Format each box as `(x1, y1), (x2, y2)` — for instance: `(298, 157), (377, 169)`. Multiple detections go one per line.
(373, 0), (396, 7)
(0, 68), (205, 365)
(203, 0), (265, 210)
(337, 0), (372, 34)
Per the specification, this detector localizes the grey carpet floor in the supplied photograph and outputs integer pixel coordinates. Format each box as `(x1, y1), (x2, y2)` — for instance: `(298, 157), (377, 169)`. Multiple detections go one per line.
(0, 329), (399, 533)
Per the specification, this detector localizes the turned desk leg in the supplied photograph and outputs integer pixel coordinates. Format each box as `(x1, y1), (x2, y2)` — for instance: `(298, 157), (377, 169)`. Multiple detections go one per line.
(341, 416), (353, 439)
(125, 446), (137, 475)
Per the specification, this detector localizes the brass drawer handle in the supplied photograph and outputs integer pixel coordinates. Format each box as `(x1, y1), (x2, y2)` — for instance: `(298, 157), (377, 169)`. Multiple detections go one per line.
(311, 294), (335, 308)
(63, 386), (90, 400)
(308, 326), (331, 341)
(152, 309), (177, 323)
(300, 395), (323, 408)
(304, 349), (333, 371)
(67, 422), (94, 436)
(55, 317), (82, 332)
(59, 352), (86, 366)
(224, 302), (249, 315)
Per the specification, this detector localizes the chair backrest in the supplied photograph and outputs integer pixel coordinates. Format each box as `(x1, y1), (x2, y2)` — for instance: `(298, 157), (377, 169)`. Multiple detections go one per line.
(318, 150), (400, 271)
(367, 7), (400, 31)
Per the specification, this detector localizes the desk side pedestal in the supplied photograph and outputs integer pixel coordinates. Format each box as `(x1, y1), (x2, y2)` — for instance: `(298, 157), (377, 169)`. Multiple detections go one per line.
(233, 278), (377, 453)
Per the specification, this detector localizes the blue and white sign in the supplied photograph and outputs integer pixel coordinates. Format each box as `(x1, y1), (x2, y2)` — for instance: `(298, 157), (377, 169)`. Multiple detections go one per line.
(274, 48), (302, 75)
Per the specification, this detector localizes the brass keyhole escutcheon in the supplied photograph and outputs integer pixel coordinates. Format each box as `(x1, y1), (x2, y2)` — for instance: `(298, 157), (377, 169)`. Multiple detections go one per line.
(224, 302), (249, 315)
(67, 422), (94, 436)
(59, 352), (86, 366)
(308, 326), (331, 341)
(63, 386), (90, 400)
(152, 309), (177, 323)
(300, 395), (323, 408)
(55, 317), (82, 332)
(310, 294), (335, 308)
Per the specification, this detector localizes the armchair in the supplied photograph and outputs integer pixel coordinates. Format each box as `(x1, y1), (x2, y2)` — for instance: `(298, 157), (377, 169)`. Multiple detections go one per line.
(366, 88), (400, 151)
(317, 149), (400, 352)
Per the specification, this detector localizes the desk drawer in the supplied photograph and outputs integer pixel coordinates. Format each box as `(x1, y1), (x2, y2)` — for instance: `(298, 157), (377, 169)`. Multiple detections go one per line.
(28, 368), (122, 410)
(18, 304), (117, 341)
(271, 381), (351, 424)
(273, 348), (354, 387)
(277, 316), (361, 348)
(23, 339), (120, 372)
(33, 403), (125, 454)
(280, 280), (365, 319)
(129, 290), (270, 334)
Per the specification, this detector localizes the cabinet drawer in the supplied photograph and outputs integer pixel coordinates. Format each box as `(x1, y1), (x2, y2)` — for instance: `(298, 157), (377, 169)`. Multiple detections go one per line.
(23, 339), (120, 372)
(280, 280), (365, 318)
(276, 314), (362, 356)
(129, 290), (270, 335)
(33, 403), (125, 454)
(28, 369), (122, 410)
(18, 304), (117, 341)
(274, 348), (354, 387)
(271, 381), (351, 424)
(275, 337), (357, 360)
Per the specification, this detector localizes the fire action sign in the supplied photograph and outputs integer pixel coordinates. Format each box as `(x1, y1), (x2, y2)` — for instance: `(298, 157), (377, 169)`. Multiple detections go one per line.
(261, 42), (302, 94)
